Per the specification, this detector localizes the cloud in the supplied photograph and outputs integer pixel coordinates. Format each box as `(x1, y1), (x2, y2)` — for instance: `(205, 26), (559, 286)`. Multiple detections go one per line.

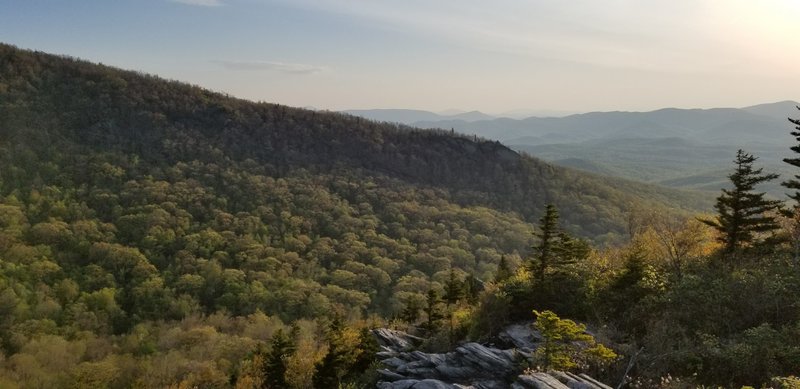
(268, 0), (798, 76)
(169, 0), (225, 6)
(214, 60), (328, 75)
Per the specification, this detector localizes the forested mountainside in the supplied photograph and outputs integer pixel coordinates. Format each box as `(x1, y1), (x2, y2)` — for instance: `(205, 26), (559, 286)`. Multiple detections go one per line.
(15, 44), (800, 389)
(0, 44), (709, 242)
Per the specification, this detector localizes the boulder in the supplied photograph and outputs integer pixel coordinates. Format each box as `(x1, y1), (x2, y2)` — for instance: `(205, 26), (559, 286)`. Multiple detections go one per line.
(513, 373), (569, 389)
(374, 328), (424, 351)
(378, 379), (458, 389)
(498, 323), (542, 351)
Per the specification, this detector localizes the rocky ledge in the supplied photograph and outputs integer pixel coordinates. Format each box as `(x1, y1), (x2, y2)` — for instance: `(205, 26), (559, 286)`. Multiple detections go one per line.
(372, 327), (612, 389)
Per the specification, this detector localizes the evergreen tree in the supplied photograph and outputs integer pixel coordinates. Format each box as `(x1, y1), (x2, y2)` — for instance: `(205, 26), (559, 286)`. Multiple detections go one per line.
(349, 327), (380, 384)
(701, 150), (782, 254)
(463, 274), (483, 304)
(532, 310), (617, 371)
(263, 328), (296, 389)
(494, 255), (513, 283)
(400, 295), (423, 324)
(531, 204), (560, 281)
(421, 288), (445, 335)
(782, 107), (800, 205)
(443, 269), (465, 306)
(529, 204), (589, 281)
(312, 322), (349, 389)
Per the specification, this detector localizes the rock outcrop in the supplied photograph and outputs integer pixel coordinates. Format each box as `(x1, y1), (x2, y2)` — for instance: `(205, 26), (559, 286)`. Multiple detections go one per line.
(373, 326), (612, 389)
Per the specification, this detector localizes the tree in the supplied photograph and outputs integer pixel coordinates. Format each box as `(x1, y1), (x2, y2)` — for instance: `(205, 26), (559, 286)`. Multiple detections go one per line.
(494, 255), (513, 283)
(701, 150), (782, 255)
(263, 328), (296, 388)
(312, 324), (350, 389)
(400, 295), (423, 324)
(530, 204), (559, 281)
(529, 204), (589, 281)
(782, 106), (800, 206)
(443, 269), (465, 306)
(648, 214), (711, 279)
(421, 289), (445, 335)
(532, 310), (617, 371)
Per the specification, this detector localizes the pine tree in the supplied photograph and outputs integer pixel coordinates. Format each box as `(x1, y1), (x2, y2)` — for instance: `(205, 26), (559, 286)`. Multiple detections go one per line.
(400, 295), (423, 324)
(532, 310), (617, 371)
(463, 274), (483, 304)
(443, 269), (465, 306)
(782, 107), (800, 205)
(494, 255), (513, 283)
(263, 328), (296, 389)
(351, 327), (379, 374)
(701, 149), (782, 254)
(421, 288), (445, 335)
(531, 204), (560, 281)
(529, 204), (589, 281)
(312, 321), (350, 389)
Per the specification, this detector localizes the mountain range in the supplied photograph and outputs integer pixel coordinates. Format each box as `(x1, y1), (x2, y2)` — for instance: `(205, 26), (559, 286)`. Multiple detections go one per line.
(347, 102), (799, 196)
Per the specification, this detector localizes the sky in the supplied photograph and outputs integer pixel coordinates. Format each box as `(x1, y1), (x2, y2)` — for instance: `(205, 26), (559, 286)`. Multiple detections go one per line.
(1, 0), (799, 114)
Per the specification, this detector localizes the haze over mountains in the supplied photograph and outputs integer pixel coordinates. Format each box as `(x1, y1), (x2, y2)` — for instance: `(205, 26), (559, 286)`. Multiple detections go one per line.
(347, 101), (800, 196)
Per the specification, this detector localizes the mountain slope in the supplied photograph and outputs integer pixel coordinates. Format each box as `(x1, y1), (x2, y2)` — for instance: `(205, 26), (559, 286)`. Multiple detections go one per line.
(0, 43), (709, 241)
(0, 43), (715, 388)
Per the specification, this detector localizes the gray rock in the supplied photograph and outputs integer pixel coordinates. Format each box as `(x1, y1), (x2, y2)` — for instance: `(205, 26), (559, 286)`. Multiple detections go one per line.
(575, 373), (613, 389)
(379, 368), (409, 381)
(455, 343), (516, 373)
(379, 379), (420, 389)
(383, 357), (409, 369)
(471, 380), (509, 389)
(411, 379), (458, 389)
(374, 328), (424, 351)
(434, 364), (481, 380)
(373, 326), (610, 389)
(514, 373), (570, 388)
(550, 371), (596, 389)
(498, 324), (542, 351)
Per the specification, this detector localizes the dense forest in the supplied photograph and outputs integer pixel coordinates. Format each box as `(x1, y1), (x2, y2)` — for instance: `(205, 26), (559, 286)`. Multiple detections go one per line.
(1, 44), (800, 388)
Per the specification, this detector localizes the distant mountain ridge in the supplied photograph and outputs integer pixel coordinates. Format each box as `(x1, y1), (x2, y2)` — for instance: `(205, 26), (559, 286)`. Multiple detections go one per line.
(343, 108), (496, 124)
(411, 103), (798, 147)
(346, 101), (798, 196)
(418, 101), (798, 196)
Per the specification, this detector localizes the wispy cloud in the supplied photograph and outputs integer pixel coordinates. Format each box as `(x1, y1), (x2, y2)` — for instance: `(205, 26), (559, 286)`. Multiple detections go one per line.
(268, 0), (798, 75)
(214, 60), (328, 75)
(169, 0), (225, 7)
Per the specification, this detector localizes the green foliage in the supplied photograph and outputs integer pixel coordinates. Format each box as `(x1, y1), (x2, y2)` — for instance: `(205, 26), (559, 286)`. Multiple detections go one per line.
(2, 42), (798, 389)
(782, 107), (800, 206)
(532, 310), (617, 371)
(529, 204), (590, 281)
(312, 322), (377, 389)
(494, 255), (513, 283)
(443, 269), (465, 306)
(701, 150), (782, 255)
(263, 329), (296, 388)
(421, 289), (445, 336)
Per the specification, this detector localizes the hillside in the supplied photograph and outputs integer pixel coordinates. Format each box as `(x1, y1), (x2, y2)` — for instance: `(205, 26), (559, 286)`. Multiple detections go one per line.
(0, 44), (709, 241)
(0, 43), (712, 385)
(4, 44), (800, 389)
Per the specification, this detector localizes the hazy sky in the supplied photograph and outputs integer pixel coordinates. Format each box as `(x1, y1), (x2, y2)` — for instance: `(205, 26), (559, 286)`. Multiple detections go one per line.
(2, 0), (799, 113)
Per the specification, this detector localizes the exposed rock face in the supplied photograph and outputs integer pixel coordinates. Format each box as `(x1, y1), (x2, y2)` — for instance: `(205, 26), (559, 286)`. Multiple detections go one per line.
(498, 324), (541, 352)
(373, 325), (612, 389)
